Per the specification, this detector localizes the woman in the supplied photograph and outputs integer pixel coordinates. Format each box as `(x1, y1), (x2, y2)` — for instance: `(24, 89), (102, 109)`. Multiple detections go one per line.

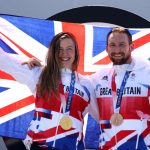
(24, 32), (99, 150)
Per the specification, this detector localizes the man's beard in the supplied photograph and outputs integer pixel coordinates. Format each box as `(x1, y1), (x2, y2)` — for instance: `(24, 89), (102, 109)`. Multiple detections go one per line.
(110, 53), (131, 65)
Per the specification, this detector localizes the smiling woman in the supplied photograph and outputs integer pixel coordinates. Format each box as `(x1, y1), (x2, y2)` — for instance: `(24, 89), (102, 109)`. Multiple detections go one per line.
(58, 38), (76, 69)
(23, 32), (99, 150)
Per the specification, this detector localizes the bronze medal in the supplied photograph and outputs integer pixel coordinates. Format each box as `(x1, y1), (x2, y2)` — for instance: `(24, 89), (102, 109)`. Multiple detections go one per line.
(110, 113), (123, 126)
(60, 116), (72, 130)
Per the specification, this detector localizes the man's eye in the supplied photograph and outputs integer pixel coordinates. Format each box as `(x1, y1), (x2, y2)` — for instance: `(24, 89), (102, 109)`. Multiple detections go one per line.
(120, 44), (126, 47)
(109, 44), (115, 47)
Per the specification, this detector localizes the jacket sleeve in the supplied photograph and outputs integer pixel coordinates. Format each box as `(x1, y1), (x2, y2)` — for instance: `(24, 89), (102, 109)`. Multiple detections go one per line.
(0, 49), (42, 95)
(83, 75), (100, 123)
(88, 79), (100, 123)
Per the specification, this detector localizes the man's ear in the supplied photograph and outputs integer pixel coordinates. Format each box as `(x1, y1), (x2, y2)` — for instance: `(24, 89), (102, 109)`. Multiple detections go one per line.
(130, 43), (134, 51)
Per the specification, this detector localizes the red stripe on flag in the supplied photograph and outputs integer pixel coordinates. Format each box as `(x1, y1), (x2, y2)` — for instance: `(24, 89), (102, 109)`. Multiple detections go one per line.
(62, 22), (85, 75)
(0, 32), (34, 58)
(28, 125), (75, 140)
(95, 56), (111, 65)
(0, 70), (16, 80)
(141, 123), (150, 138)
(133, 33), (150, 49)
(0, 95), (35, 117)
(101, 130), (135, 149)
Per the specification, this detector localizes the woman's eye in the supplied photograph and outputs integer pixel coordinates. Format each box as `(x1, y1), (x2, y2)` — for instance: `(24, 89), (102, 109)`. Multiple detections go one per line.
(67, 48), (73, 51)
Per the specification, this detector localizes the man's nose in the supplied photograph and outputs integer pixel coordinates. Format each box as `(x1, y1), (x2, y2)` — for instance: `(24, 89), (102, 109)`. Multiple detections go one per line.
(114, 46), (121, 53)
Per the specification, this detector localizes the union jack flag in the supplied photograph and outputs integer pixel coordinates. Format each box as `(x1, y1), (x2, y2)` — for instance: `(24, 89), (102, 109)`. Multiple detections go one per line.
(0, 15), (150, 148)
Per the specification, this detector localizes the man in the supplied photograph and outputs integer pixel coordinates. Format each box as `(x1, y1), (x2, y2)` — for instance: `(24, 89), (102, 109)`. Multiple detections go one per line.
(90, 27), (150, 149)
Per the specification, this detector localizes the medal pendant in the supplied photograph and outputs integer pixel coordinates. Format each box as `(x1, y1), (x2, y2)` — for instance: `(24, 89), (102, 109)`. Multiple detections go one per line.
(110, 113), (123, 126)
(60, 116), (72, 130)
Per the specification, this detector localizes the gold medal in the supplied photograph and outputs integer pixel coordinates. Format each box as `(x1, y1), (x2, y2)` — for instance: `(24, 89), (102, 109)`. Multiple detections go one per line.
(60, 116), (72, 130)
(110, 113), (123, 126)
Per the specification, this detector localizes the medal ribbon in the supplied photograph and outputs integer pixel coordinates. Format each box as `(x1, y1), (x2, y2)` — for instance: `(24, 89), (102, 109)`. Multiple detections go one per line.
(112, 70), (131, 113)
(112, 61), (135, 114)
(62, 71), (76, 114)
(116, 71), (131, 111)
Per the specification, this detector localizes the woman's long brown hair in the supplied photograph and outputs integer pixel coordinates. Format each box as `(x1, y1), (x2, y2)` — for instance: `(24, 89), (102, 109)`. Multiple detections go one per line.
(38, 32), (79, 99)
